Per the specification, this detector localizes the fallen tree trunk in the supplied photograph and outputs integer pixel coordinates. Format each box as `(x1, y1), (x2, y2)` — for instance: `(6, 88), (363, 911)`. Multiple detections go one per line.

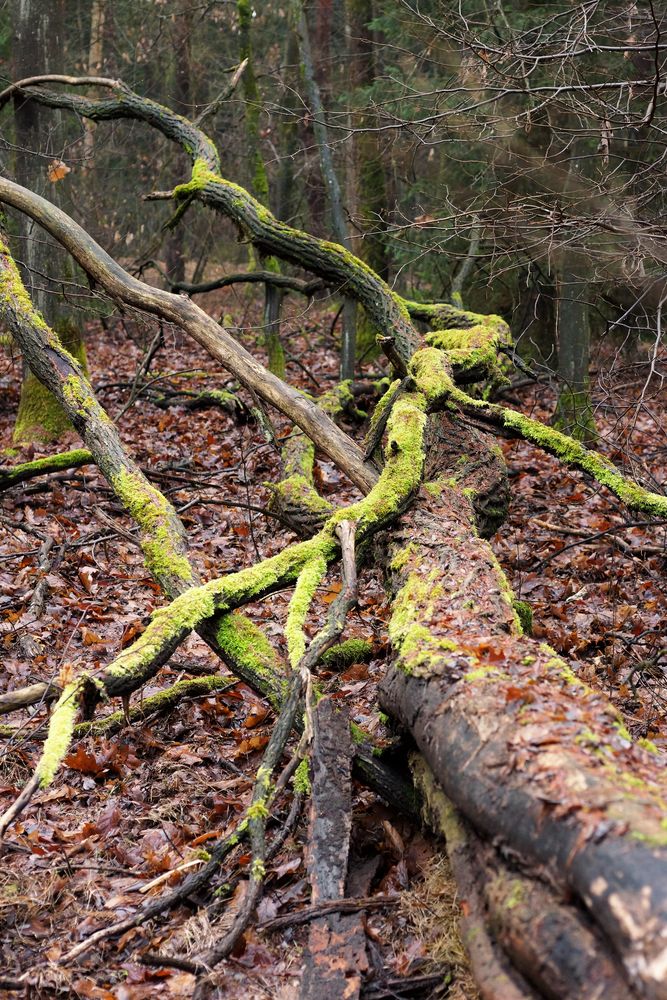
(379, 459), (667, 998)
(3, 81), (667, 999)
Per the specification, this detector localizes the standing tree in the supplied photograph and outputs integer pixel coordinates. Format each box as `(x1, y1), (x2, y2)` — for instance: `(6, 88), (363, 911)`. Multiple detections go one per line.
(11, 0), (88, 444)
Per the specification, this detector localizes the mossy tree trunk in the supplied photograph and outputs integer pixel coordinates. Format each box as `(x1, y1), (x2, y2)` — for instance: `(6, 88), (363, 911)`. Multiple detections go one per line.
(12, 0), (88, 445)
(4, 83), (667, 996)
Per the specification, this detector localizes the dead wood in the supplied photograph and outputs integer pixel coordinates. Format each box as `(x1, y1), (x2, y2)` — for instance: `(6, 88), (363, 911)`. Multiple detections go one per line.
(299, 697), (367, 1000)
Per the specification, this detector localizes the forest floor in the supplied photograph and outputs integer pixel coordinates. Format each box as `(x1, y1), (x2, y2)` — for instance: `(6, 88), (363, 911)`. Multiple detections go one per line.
(1, 289), (666, 999)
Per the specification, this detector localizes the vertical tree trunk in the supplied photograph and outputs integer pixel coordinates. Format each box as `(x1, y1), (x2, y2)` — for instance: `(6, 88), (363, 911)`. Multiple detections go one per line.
(346, 0), (389, 361)
(238, 0), (286, 379)
(297, 1), (357, 379)
(12, 0), (88, 444)
(82, 0), (106, 166)
(164, 2), (193, 286)
(553, 145), (596, 442)
(276, 31), (301, 227)
(553, 261), (597, 442)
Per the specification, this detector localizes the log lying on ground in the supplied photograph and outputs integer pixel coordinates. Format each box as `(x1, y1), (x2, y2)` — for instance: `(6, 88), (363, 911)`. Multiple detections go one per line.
(5, 82), (667, 998)
(378, 430), (667, 998)
(413, 756), (634, 1000)
(300, 698), (367, 1000)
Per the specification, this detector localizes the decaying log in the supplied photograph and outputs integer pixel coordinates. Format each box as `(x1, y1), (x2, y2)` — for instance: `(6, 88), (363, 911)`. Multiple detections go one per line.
(413, 756), (636, 1000)
(300, 698), (367, 1000)
(4, 77), (667, 1000)
(379, 444), (667, 998)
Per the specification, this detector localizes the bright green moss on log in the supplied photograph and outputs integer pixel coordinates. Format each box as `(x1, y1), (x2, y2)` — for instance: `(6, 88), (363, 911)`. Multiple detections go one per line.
(214, 612), (286, 708)
(488, 404), (667, 518)
(409, 347), (667, 519)
(38, 681), (81, 787)
(293, 757), (311, 794)
(0, 447), (92, 490)
(318, 638), (374, 670)
(76, 674), (235, 736)
(425, 313), (511, 383)
(286, 554), (328, 667)
(513, 600), (533, 635)
(112, 469), (194, 586)
(172, 157), (224, 198)
(27, 391), (428, 789)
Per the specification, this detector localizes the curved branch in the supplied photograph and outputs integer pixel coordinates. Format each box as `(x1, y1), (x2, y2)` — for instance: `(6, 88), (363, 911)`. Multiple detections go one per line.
(9, 78), (419, 365)
(0, 177), (376, 493)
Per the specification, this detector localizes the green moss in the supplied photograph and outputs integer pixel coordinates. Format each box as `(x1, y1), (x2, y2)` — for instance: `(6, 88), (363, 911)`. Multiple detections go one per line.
(629, 830), (667, 847)
(38, 681), (81, 787)
(14, 373), (75, 443)
(172, 157), (223, 198)
(425, 314), (510, 382)
(614, 720), (632, 743)
(330, 394), (426, 533)
(112, 469), (193, 585)
(247, 800), (270, 821)
(285, 554), (328, 667)
(0, 237), (49, 331)
(513, 600), (533, 635)
(463, 665), (503, 682)
(503, 879), (526, 910)
(0, 448), (92, 488)
(215, 612), (285, 705)
(270, 474), (333, 520)
(365, 378), (401, 448)
(388, 569), (454, 674)
(639, 738), (659, 754)
(390, 542), (419, 572)
(293, 758), (311, 794)
(497, 408), (667, 518)
(250, 858), (266, 880)
(318, 638), (373, 669)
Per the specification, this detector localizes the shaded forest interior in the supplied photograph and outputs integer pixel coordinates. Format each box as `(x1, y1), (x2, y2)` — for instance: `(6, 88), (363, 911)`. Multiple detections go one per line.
(2, 2), (667, 999)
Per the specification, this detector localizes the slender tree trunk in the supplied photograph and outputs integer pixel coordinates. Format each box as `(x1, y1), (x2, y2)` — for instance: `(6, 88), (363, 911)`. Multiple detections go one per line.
(238, 0), (286, 379)
(346, 0), (389, 361)
(82, 0), (106, 166)
(12, 0), (88, 444)
(553, 146), (596, 442)
(164, 2), (193, 286)
(553, 259), (597, 442)
(297, 1), (357, 379)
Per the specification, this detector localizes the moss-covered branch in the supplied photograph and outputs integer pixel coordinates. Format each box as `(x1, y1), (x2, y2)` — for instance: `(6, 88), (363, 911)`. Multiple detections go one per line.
(405, 346), (667, 519)
(9, 79), (419, 368)
(0, 448), (93, 490)
(0, 176), (376, 493)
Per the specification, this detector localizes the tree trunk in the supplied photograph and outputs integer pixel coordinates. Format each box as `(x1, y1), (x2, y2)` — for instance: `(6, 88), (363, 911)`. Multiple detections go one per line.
(164, 1), (193, 286)
(554, 259), (597, 442)
(346, 0), (389, 361)
(12, 0), (88, 444)
(297, 1), (357, 379)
